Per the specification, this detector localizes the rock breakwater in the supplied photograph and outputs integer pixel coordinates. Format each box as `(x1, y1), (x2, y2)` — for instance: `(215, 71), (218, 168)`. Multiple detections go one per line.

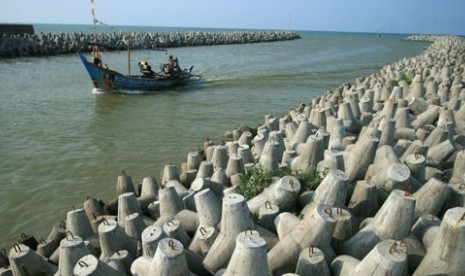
(1, 35), (465, 275)
(0, 30), (300, 57)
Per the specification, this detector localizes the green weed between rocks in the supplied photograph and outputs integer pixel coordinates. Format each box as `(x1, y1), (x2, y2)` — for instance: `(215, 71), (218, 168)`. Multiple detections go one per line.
(391, 73), (412, 87)
(239, 165), (328, 201)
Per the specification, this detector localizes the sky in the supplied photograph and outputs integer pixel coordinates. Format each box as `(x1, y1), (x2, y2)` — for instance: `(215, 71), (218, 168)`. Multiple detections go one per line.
(1, 0), (464, 35)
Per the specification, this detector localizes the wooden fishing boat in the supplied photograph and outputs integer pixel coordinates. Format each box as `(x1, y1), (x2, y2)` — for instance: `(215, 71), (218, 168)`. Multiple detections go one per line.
(78, 0), (199, 93)
(77, 52), (199, 93)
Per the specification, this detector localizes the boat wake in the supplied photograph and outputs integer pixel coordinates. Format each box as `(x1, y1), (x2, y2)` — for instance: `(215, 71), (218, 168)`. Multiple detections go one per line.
(92, 88), (104, 94)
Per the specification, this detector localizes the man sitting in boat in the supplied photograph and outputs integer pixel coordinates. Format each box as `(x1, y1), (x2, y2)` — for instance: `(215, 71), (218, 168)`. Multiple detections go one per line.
(92, 48), (102, 66)
(138, 60), (155, 77)
(162, 55), (182, 77)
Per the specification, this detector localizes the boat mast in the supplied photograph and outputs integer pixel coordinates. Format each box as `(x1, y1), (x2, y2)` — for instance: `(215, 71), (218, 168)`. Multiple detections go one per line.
(90, 0), (98, 60)
(127, 34), (131, 76)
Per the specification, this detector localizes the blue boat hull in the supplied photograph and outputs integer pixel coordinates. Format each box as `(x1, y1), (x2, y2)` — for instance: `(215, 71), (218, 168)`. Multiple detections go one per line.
(77, 53), (194, 93)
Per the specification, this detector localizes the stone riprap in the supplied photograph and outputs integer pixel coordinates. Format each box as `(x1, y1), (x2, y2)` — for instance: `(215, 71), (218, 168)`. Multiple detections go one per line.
(0, 30), (300, 57)
(1, 35), (465, 276)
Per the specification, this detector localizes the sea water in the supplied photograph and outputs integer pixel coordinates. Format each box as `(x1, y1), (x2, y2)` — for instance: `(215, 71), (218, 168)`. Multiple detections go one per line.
(0, 24), (428, 248)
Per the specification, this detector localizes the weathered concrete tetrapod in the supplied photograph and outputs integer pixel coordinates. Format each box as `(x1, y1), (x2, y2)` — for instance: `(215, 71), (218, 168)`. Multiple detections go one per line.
(66, 208), (94, 241)
(187, 151), (202, 171)
(158, 186), (184, 218)
(224, 231), (269, 276)
(426, 139), (455, 168)
(141, 176), (159, 196)
(107, 250), (134, 275)
(331, 207), (353, 253)
(116, 171), (136, 195)
(331, 239), (407, 276)
(97, 218), (138, 261)
(301, 169), (349, 217)
(124, 212), (147, 242)
(404, 153), (426, 184)
(141, 224), (166, 258)
(73, 254), (124, 276)
(237, 144), (255, 165)
(290, 134), (325, 173)
(267, 205), (337, 274)
(451, 150), (465, 182)
(196, 226), (219, 257)
(146, 238), (190, 276)
(289, 120), (312, 148)
(411, 214), (440, 252)
(165, 180), (188, 198)
(8, 243), (58, 276)
(162, 219), (192, 249)
(83, 197), (105, 233)
(411, 105), (441, 129)
(317, 149), (345, 172)
(225, 154), (245, 178)
(408, 96), (429, 115)
(162, 164), (180, 185)
(117, 192), (142, 227)
(414, 207), (465, 275)
(295, 246), (331, 276)
(247, 175), (301, 214)
(412, 178), (449, 221)
(378, 119), (396, 147)
(274, 212), (301, 240)
(203, 193), (253, 273)
(58, 233), (90, 276)
(341, 190), (415, 259)
(343, 133), (380, 182)
(194, 188), (222, 228)
(196, 161), (214, 179)
(259, 141), (280, 173)
(258, 201), (280, 233)
(211, 145), (228, 171)
(348, 180), (378, 228)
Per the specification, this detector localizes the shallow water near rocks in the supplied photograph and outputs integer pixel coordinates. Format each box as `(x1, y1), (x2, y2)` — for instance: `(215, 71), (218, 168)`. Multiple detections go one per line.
(0, 25), (428, 248)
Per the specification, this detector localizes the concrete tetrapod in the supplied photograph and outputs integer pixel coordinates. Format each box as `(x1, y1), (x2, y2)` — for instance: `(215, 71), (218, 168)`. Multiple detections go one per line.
(117, 192), (142, 227)
(66, 208), (94, 241)
(331, 239), (407, 276)
(259, 141), (280, 173)
(290, 133), (325, 173)
(116, 172), (136, 195)
(150, 238), (190, 276)
(158, 186), (184, 219)
(224, 231), (269, 276)
(194, 188), (222, 227)
(162, 220), (192, 249)
(301, 169), (349, 218)
(73, 254), (124, 276)
(343, 132), (380, 182)
(140, 224), (166, 257)
(58, 233), (90, 276)
(8, 243), (58, 276)
(411, 214), (441, 252)
(348, 180), (378, 229)
(414, 207), (465, 275)
(267, 205), (337, 274)
(317, 149), (345, 172)
(203, 193), (253, 274)
(412, 177), (449, 221)
(97, 218), (138, 262)
(341, 190), (415, 260)
(295, 246), (331, 276)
